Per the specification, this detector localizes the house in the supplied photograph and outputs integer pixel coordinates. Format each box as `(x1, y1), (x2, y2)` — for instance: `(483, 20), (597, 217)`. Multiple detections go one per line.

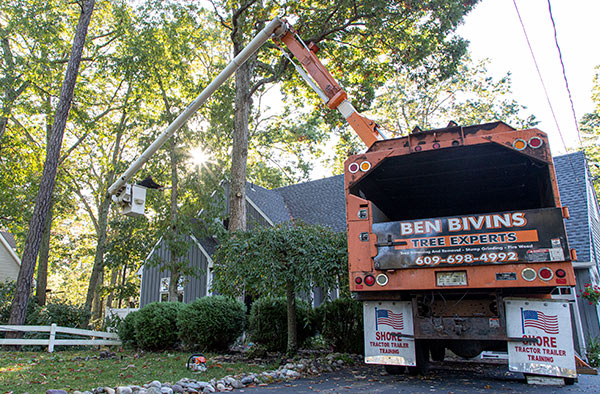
(0, 230), (21, 283)
(554, 151), (600, 346)
(139, 176), (346, 307)
(139, 151), (600, 348)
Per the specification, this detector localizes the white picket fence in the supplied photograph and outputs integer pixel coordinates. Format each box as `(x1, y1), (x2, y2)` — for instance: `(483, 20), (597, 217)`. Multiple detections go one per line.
(0, 324), (121, 352)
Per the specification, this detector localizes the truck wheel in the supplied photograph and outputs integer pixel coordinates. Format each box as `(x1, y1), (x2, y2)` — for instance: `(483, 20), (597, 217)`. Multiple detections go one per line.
(384, 365), (405, 375)
(430, 345), (445, 362)
(408, 340), (430, 375)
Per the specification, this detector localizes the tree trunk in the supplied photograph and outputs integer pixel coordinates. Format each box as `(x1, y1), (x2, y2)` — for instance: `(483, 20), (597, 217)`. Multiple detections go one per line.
(35, 200), (53, 306)
(227, 15), (255, 232)
(105, 267), (119, 310)
(91, 269), (104, 323)
(286, 279), (298, 356)
(7, 0), (95, 332)
(83, 84), (129, 323)
(35, 92), (55, 307)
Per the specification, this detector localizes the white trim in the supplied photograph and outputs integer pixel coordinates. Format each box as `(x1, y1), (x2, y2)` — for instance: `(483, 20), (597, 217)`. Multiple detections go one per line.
(0, 232), (21, 267)
(246, 196), (275, 226)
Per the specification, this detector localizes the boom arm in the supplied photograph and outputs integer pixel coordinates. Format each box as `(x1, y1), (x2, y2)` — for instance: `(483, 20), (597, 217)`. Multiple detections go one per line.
(275, 26), (384, 148)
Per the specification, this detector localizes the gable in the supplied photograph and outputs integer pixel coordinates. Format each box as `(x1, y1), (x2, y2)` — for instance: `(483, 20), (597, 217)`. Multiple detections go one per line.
(0, 232), (21, 282)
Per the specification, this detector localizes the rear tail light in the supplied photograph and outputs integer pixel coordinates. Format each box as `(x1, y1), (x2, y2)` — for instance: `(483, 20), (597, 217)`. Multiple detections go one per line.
(513, 139), (527, 151)
(521, 268), (536, 281)
(354, 276), (363, 285)
(555, 269), (566, 278)
(528, 137), (543, 149)
(364, 275), (375, 286)
(414, 145), (422, 152)
(538, 267), (553, 281)
(348, 162), (359, 173)
(432, 142), (441, 149)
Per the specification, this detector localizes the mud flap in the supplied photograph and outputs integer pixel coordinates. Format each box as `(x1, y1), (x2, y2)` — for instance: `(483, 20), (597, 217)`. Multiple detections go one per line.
(363, 301), (415, 366)
(505, 298), (576, 378)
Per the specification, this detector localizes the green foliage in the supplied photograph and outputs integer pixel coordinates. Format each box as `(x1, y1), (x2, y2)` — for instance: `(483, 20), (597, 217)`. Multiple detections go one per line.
(117, 311), (139, 349)
(249, 297), (314, 352)
(314, 298), (364, 354)
(34, 302), (91, 328)
(581, 66), (600, 193)
(213, 223), (347, 299)
(587, 336), (600, 368)
(0, 281), (39, 325)
(177, 296), (246, 351)
(134, 302), (183, 351)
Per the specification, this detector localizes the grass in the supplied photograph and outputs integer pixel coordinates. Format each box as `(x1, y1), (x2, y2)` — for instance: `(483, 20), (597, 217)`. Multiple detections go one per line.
(0, 349), (278, 394)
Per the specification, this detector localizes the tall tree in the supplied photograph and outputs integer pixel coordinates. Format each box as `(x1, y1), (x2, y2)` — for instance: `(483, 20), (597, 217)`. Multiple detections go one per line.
(8, 0), (96, 329)
(207, 0), (477, 231)
(580, 65), (600, 191)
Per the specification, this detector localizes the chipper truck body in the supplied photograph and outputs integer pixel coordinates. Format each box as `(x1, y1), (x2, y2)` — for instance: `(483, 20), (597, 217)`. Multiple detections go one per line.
(345, 121), (578, 380)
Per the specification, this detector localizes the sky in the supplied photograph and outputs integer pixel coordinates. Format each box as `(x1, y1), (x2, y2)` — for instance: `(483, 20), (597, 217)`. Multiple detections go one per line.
(457, 0), (600, 155)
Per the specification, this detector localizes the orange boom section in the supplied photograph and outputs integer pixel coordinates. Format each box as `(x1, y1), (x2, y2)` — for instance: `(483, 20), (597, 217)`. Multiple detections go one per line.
(345, 122), (575, 293)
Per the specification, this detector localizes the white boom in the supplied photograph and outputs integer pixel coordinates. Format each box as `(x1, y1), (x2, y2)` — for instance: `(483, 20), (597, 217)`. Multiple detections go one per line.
(108, 18), (286, 204)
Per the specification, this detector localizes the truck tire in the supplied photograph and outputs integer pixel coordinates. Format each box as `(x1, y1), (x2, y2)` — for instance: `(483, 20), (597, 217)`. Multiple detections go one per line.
(384, 365), (405, 375)
(408, 340), (430, 375)
(429, 344), (445, 362)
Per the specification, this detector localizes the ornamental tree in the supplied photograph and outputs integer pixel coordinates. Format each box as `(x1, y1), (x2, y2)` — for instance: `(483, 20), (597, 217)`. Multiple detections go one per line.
(212, 222), (347, 355)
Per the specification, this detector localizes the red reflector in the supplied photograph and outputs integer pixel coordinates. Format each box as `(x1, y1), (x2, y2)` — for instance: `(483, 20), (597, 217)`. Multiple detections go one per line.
(539, 267), (553, 280)
(556, 278), (567, 285)
(414, 145), (422, 152)
(355, 276), (363, 285)
(348, 162), (359, 173)
(433, 143), (441, 149)
(529, 137), (543, 148)
(355, 284), (363, 289)
(555, 269), (566, 278)
(364, 275), (375, 286)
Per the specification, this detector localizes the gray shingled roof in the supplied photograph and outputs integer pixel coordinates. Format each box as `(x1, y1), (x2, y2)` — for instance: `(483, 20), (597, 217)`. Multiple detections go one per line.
(274, 175), (346, 232)
(0, 231), (17, 250)
(554, 151), (591, 262)
(246, 183), (291, 225)
(245, 175), (346, 232)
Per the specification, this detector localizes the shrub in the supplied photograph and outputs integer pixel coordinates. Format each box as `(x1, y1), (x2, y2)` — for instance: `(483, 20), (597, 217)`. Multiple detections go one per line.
(118, 311), (139, 349)
(249, 297), (314, 352)
(35, 302), (90, 328)
(587, 336), (600, 367)
(134, 302), (183, 351)
(314, 297), (363, 354)
(177, 296), (246, 351)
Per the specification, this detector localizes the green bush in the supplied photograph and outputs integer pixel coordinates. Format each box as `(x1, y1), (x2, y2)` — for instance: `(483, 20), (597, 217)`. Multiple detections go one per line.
(35, 302), (90, 328)
(314, 297), (363, 354)
(249, 297), (314, 352)
(117, 311), (139, 349)
(134, 302), (183, 351)
(177, 296), (246, 351)
(0, 281), (39, 325)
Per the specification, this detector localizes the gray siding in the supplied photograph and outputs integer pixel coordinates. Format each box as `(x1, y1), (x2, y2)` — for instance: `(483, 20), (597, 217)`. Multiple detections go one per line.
(140, 235), (210, 307)
(574, 268), (600, 340)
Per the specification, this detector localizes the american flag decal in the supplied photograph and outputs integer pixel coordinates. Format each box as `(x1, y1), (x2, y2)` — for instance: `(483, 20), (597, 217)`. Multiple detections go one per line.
(521, 308), (559, 334)
(375, 307), (404, 330)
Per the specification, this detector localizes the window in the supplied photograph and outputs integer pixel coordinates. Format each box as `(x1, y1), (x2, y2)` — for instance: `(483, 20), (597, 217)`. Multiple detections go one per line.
(159, 277), (184, 302)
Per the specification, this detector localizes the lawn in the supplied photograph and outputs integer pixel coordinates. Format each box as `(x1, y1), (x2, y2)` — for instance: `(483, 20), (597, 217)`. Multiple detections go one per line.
(0, 349), (278, 394)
